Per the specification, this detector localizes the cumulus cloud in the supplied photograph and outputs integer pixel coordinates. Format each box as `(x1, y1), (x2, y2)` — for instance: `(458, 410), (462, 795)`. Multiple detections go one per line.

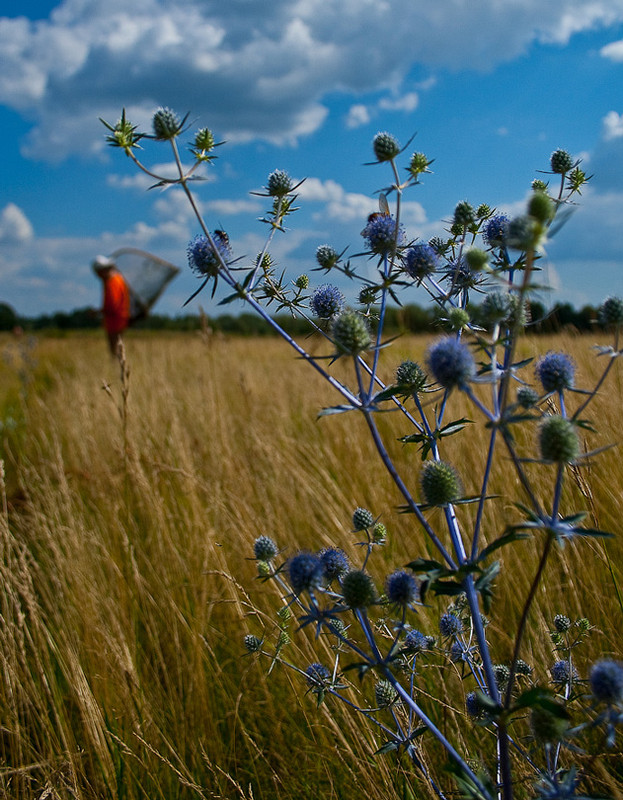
(602, 110), (623, 140)
(600, 38), (623, 61)
(0, 203), (34, 243)
(2, 0), (623, 160)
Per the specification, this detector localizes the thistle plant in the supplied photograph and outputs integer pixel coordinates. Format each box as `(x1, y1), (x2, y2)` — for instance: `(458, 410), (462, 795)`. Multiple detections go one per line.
(102, 110), (623, 800)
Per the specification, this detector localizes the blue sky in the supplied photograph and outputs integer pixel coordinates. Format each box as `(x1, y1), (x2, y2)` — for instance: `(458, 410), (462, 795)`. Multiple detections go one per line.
(2, 0), (623, 318)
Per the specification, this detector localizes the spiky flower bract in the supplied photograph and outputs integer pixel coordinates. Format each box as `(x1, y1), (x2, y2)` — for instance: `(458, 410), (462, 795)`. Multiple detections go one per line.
(439, 612), (463, 637)
(483, 214), (509, 247)
(266, 169), (294, 197)
(385, 570), (419, 607)
(373, 131), (400, 162)
(310, 284), (345, 318)
(403, 243), (439, 280)
(421, 460), (462, 506)
(550, 149), (574, 174)
(589, 660), (623, 705)
(395, 360), (427, 393)
(319, 548), (349, 582)
(352, 507), (374, 531)
(253, 535), (278, 561)
(535, 352), (575, 393)
(331, 310), (371, 355)
(341, 570), (377, 609)
(288, 552), (322, 594)
(152, 107), (183, 140)
(427, 337), (475, 390)
(361, 214), (405, 256)
(539, 416), (579, 463)
(187, 231), (232, 277)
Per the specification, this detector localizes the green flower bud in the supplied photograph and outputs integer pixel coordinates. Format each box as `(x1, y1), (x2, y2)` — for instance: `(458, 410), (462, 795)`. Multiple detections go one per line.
(448, 307), (470, 330)
(481, 290), (513, 325)
(257, 560), (271, 577)
(277, 630), (290, 647)
(477, 203), (492, 219)
(331, 309), (371, 355)
(465, 247), (489, 271)
(353, 507), (375, 531)
(341, 570), (377, 609)
(599, 296), (623, 327)
(316, 245), (339, 270)
(244, 634), (263, 653)
(374, 679), (398, 708)
(453, 201), (476, 228)
(407, 152), (432, 176)
(295, 274), (309, 289)
(554, 614), (571, 632)
(152, 107), (183, 140)
(420, 460), (462, 506)
(576, 617), (591, 632)
(516, 386), (539, 409)
(267, 169), (294, 197)
(372, 523), (387, 544)
(550, 149), (573, 174)
(539, 416), (579, 463)
(528, 192), (554, 224)
(506, 215), (541, 251)
(193, 127), (215, 153)
(532, 179), (549, 193)
(515, 659), (533, 676)
(395, 360), (427, 393)
(277, 606), (292, 625)
(373, 132), (400, 162)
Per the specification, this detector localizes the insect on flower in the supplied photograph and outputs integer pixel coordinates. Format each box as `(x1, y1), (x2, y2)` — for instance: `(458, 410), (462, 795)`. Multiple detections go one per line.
(361, 193), (391, 234)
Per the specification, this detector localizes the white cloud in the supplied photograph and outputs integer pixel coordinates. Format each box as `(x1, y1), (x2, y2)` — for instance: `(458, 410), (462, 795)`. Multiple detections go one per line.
(600, 38), (623, 61)
(3, 0), (623, 160)
(0, 203), (34, 243)
(602, 110), (623, 140)
(346, 104), (371, 129)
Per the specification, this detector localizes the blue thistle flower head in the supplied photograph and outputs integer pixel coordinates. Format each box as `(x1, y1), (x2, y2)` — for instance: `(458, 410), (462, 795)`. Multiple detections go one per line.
(483, 214), (510, 247)
(187, 231), (232, 277)
(319, 547), (350, 582)
(466, 691), (485, 719)
(288, 552), (322, 594)
(361, 214), (405, 256)
(385, 570), (419, 607)
(305, 662), (330, 688)
(310, 284), (345, 318)
(535, 351), (575, 393)
(590, 660), (623, 706)
(403, 243), (439, 280)
(439, 612), (463, 637)
(550, 660), (578, 684)
(403, 629), (429, 653)
(427, 337), (476, 390)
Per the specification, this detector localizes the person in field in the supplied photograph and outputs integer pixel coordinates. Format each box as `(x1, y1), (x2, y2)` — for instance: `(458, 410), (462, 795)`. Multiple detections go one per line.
(93, 255), (135, 355)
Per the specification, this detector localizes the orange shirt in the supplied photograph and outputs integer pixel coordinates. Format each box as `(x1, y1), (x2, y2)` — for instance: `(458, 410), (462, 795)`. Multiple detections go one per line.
(103, 271), (131, 335)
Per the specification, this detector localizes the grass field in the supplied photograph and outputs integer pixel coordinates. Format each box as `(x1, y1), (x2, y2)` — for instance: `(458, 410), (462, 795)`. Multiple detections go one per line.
(0, 328), (622, 799)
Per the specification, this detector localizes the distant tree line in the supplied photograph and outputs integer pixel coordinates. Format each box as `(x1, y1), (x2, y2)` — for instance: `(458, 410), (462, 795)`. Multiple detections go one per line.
(0, 300), (605, 336)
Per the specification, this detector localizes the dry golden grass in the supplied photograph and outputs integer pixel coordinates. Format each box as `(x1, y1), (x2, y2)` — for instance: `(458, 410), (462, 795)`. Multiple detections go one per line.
(0, 328), (621, 799)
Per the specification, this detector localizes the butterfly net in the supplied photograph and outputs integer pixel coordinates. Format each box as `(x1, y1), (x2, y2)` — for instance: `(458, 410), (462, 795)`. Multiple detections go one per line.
(110, 248), (180, 313)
